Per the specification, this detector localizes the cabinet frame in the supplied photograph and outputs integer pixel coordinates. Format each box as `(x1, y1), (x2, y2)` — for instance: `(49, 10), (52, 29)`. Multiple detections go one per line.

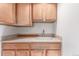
(2, 42), (61, 56)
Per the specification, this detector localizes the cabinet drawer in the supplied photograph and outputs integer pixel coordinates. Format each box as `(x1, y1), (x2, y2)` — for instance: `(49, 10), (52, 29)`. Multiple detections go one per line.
(31, 43), (60, 49)
(31, 50), (45, 56)
(16, 43), (30, 49)
(3, 43), (16, 49)
(46, 50), (61, 56)
(2, 50), (15, 56)
(16, 50), (29, 56)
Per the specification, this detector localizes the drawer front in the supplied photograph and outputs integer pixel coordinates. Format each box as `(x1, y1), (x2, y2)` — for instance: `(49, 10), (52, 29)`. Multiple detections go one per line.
(46, 50), (61, 56)
(2, 50), (15, 56)
(31, 50), (45, 56)
(3, 43), (16, 49)
(16, 43), (30, 49)
(48, 43), (61, 49)
(16, 50), (29, 56)
(31, 43), (60, 49)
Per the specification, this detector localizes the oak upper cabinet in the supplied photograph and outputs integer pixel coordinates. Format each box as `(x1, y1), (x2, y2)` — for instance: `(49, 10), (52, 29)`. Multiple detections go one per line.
(33, 3), (57, 22)
(0, 4), (16, 24)
(17, 3), (32, 26)
(45, 4), (57, 22)
(33, 4), (43, 22)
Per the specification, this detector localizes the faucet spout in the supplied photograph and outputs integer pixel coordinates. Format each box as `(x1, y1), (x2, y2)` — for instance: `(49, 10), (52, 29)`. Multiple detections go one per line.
(42, 29), (45, 35)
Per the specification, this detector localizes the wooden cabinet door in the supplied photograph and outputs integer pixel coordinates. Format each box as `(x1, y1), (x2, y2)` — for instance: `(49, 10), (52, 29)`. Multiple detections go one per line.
(33, 4), (43, 22)
(16, 50), (29, 56)
(17, 3), (32, 26)
(2, 50), (15, 56)
(31, 50), (45, 56)
(46, 50), (60, 56)
(45, 4), (57, 22)
(0, 4), (16, 24)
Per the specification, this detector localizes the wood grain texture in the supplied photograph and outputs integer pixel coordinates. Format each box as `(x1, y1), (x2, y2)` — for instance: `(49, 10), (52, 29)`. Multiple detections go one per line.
(33, 3), (43, 22)
(31, 43), (61, 49)
(2, 50), (15, 56)
(16, 50), (29, 56)
(17, 3), (32, 26)
(32, 3), (57, 22)
(2, 42), (61, 56)
(0, 4), (16, 24)
(16, 43), (30, 49)
(31, 50), (45, 56)
(46, 50), (61, 56)
(45, 4), (57, 22)
(3, 43), (16, 49)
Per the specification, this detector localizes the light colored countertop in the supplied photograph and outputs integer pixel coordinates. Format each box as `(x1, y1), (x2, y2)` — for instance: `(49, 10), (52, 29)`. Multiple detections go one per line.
(2, 37), (61, 43)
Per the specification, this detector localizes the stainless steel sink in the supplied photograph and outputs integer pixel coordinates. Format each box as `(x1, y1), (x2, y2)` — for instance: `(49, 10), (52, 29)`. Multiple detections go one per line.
(38, 34), (55, 37)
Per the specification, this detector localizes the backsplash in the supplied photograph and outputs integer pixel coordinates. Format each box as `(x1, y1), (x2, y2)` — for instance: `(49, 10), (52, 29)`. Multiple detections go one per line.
(2, 25), (17, 36)
(0, 25), (17, 41)
(17, 22), (57, 34)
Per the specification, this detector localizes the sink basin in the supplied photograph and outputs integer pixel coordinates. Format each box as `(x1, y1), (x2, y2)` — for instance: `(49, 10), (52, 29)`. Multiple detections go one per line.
(35, 37), (54, 40)
(38, 34), (55, 37)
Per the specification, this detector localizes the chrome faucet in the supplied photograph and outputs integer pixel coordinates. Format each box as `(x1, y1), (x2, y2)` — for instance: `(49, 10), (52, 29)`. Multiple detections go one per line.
(42, 29), (45, 35)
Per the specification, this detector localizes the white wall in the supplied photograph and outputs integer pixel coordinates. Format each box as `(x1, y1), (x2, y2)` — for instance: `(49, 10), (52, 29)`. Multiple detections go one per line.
(18, 23), (56, 34)
(57, 4), (79, 56)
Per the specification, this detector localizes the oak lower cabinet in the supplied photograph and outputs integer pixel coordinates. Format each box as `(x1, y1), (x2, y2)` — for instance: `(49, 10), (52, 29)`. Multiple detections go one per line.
(3, 43), (16, 49)
(46, 50), (60, 56)
(31, 50), (45, 56)
(0, 4), (16, 24)
(2, 50), (15, 56)
(17, 3), (32, 26)
(16, 50), (29, 56)
(16, 43), (30, 49)
(2, 42), (61, 56)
